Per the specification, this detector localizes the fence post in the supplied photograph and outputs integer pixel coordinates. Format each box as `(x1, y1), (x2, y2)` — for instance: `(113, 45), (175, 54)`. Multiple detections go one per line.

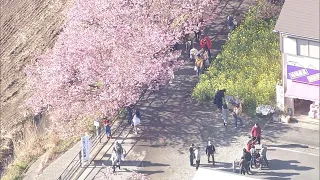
(233, 161), (236, 173)
(79, 151), (81, 167)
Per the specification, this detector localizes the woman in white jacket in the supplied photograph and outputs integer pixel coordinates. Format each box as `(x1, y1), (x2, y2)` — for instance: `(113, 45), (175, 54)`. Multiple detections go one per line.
(194, 147), (201, 170)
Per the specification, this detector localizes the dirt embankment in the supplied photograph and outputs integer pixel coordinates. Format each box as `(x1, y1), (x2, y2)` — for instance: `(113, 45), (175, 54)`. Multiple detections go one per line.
(0, 0), (73, 174)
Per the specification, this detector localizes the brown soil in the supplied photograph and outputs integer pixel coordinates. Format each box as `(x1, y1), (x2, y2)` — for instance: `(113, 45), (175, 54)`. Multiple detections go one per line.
(0, 0), (73, 174)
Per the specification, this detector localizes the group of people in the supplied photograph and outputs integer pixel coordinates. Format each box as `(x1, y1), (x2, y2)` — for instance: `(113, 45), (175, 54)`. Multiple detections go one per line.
(214, 89), (244, 128)
(100, 106), (142, 141)
(99, 106), (142, 173)
(189, 36), (212, 78)
(126, 105), (142, 134)
(189, 141), (216, 170)
(240, 144), (269, 175)
(239, 123), (268, 175)
(212, 88), (270, 175)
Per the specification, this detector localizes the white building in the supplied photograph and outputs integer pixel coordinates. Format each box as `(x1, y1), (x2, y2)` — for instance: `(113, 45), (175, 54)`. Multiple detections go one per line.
(274, 0), (320, 118)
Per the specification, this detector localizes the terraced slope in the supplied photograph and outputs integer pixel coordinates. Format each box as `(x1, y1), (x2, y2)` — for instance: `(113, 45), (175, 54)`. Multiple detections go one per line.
(0, 0), (73, 135)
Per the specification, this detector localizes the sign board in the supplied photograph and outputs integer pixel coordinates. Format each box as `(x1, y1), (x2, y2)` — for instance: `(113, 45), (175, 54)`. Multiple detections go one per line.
(276, 85), (285, 111)
(287, 65), (320, 86)
(81, 134), (91, 166)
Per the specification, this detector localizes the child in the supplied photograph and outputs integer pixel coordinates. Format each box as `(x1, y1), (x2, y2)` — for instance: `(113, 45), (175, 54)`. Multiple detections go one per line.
(222, 104), (229, 126)
(239, 156), (247, 175)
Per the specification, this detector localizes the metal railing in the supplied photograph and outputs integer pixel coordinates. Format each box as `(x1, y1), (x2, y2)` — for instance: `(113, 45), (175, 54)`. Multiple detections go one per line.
(57, 88), (151, 180)
(57, 115), (119, 180)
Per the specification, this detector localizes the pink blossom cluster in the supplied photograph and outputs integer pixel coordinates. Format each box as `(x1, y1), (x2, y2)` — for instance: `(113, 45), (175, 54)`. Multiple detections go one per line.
(25, 0), (220, 137)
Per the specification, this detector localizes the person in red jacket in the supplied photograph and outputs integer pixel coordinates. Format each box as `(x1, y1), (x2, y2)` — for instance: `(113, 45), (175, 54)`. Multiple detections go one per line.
(251, 123), (262, 144)
(200, 36), (212, 61)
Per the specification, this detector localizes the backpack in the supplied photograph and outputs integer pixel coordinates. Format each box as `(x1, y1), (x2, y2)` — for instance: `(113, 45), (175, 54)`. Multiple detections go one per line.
(212, 145), (215, 152)
(115, 144), (123, 155)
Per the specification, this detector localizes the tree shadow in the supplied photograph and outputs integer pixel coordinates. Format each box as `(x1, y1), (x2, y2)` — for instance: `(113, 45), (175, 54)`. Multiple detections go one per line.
(269, 144), (309, 149)
(201, 161), (233, 169)
(92, 160), (169, 168)
(268, 159), (314, 171)
(134, 170), (165, 176)
(262, 122), (319, 148)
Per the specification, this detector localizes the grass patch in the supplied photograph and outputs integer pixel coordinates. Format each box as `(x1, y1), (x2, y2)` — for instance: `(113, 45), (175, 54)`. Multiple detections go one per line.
(51, 137), (80, 158)
(1, 135), (79, 180)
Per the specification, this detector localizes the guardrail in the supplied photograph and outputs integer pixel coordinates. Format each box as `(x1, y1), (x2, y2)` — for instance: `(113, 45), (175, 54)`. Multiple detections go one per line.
(57, 113), (120, 180)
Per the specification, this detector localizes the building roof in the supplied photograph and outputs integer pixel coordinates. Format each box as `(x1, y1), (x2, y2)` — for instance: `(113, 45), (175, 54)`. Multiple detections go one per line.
(274, 0), (320, 40)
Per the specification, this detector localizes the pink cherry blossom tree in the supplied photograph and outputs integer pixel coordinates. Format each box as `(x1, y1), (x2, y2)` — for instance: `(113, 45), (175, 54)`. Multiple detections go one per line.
(25, 0), (220, 137)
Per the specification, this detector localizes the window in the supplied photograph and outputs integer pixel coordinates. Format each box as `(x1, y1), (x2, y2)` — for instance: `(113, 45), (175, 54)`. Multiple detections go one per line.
(309, 41), (320, 58)
(283, 37), (297, 55)
(297, 39), (309, 56)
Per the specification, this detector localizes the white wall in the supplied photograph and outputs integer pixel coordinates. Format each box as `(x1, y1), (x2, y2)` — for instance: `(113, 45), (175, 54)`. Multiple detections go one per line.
(282, 37), (297, 55)
(309, 41), (320, 58)
(285, 54), (320, 70)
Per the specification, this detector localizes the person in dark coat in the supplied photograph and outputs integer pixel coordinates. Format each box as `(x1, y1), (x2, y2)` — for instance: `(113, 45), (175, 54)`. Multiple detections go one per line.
(243, 148), (252, 174)
(214, 89), (226, 110)
(126, 105), (133, 125)
(206, 141), (215, 165)
(239, 156), (247, 175)
(189, 144), (195, 166)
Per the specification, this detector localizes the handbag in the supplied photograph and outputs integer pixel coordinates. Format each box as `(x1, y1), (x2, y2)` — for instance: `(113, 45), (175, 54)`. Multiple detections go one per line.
(194, 66), (198, 71)
(121, 154), (125, 161)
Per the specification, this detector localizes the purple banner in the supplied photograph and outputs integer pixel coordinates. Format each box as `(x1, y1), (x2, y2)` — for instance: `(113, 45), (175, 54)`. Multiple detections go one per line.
(287, 65), (320, 86)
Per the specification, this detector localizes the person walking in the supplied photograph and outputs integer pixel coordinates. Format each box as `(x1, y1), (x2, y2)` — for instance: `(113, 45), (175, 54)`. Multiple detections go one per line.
(233, 104), (244, 128)
(250, 145), (257, 168)
(194, 146), (201, 170)
(214, 89), (226, 111)
(189, 144), (195, 166)
(111, 141), (123, 172)
(195, 54), (204, 78)
(111, 148), (119, 173)
(104, 119), (112, 140)
(205, 141), (215, 165)
(260, 144), (269, 169)
(251, 123), (262, 144)
(243, 148), (252, 174)
(202, 49), (209, 68)
(132, 108), (141, 134)
(190, 46), (198, 62)
(126, 105), (133, 125)
(222, 104), (229, 126)
(200, 36), (212, 61)
(194, 21), (202, 41)
(239, 156), (248, 175)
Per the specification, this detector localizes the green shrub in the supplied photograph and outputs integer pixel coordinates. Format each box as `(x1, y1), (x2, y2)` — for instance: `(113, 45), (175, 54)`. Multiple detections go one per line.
(192, 4), (281, 114)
